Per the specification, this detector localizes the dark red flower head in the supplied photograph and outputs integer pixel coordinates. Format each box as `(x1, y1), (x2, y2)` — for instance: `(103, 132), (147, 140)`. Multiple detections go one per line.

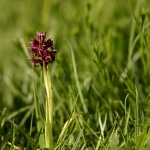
(28, 31), (57, 67)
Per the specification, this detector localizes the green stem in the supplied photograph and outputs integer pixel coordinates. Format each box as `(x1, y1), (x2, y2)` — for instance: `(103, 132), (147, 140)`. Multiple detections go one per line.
(135, 85), (139, 142)
(43, 64), (53, 149)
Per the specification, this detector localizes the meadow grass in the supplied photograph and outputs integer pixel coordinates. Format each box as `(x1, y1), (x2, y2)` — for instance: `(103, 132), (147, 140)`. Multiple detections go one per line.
(0, 0), (150, 149)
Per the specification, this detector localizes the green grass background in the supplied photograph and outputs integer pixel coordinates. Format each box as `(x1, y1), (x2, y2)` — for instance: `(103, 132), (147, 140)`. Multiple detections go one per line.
(0, 0), (150, 149)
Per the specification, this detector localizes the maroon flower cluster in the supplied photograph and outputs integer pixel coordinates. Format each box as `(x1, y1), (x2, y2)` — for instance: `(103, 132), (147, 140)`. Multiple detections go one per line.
(28, 31), (57, 67)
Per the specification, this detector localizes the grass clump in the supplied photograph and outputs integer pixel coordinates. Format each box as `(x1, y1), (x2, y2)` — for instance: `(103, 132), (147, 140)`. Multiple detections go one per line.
(1, 0), (150, 149)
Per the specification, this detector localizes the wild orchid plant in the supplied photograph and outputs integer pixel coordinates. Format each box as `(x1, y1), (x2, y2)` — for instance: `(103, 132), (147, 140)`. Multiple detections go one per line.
(28, 31), (57, 149)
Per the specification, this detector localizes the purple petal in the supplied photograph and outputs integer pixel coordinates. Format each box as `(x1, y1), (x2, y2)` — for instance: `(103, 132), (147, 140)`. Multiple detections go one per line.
(36, 31), (46, 44)
(28, 58), (42, 66)
(44, 39), (53, 49)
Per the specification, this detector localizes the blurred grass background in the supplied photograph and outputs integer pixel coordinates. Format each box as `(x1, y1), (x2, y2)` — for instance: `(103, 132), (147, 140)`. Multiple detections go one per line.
(0, 0), (150, 149)
(0, 0), (132, 110)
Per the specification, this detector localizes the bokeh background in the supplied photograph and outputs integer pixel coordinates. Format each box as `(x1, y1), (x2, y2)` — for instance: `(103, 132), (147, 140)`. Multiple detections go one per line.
(0, 0), (150, 148)
(0, 0), (134, 110)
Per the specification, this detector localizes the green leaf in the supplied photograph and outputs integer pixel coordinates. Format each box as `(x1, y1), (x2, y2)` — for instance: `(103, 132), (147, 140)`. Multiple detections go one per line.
(136, 128), (147, 150)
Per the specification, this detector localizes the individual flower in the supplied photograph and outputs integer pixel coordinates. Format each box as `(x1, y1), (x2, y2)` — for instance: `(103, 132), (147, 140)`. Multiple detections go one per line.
(28, 31), (57, 67)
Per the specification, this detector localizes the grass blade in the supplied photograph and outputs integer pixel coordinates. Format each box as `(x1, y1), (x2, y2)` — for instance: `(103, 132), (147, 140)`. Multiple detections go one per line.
(71, 129), (83, 150)
(65, 38), (88, 113)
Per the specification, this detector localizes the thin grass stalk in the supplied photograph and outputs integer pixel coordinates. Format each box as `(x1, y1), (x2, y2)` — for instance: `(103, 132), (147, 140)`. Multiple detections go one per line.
(43, 63), (53, 149)
(124, 107), (130, 136)
(95, 113), (107, 150)
(33, 72), (45, 147)
(127, 0), (142, 69)
(65, 38), (88, 113)
(71, 129), (83, 150)
(29, 111), (34, 137)
(11, 119), (15, 149)
(0, 108), (7, 128)
(135, 85), (139, 142)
